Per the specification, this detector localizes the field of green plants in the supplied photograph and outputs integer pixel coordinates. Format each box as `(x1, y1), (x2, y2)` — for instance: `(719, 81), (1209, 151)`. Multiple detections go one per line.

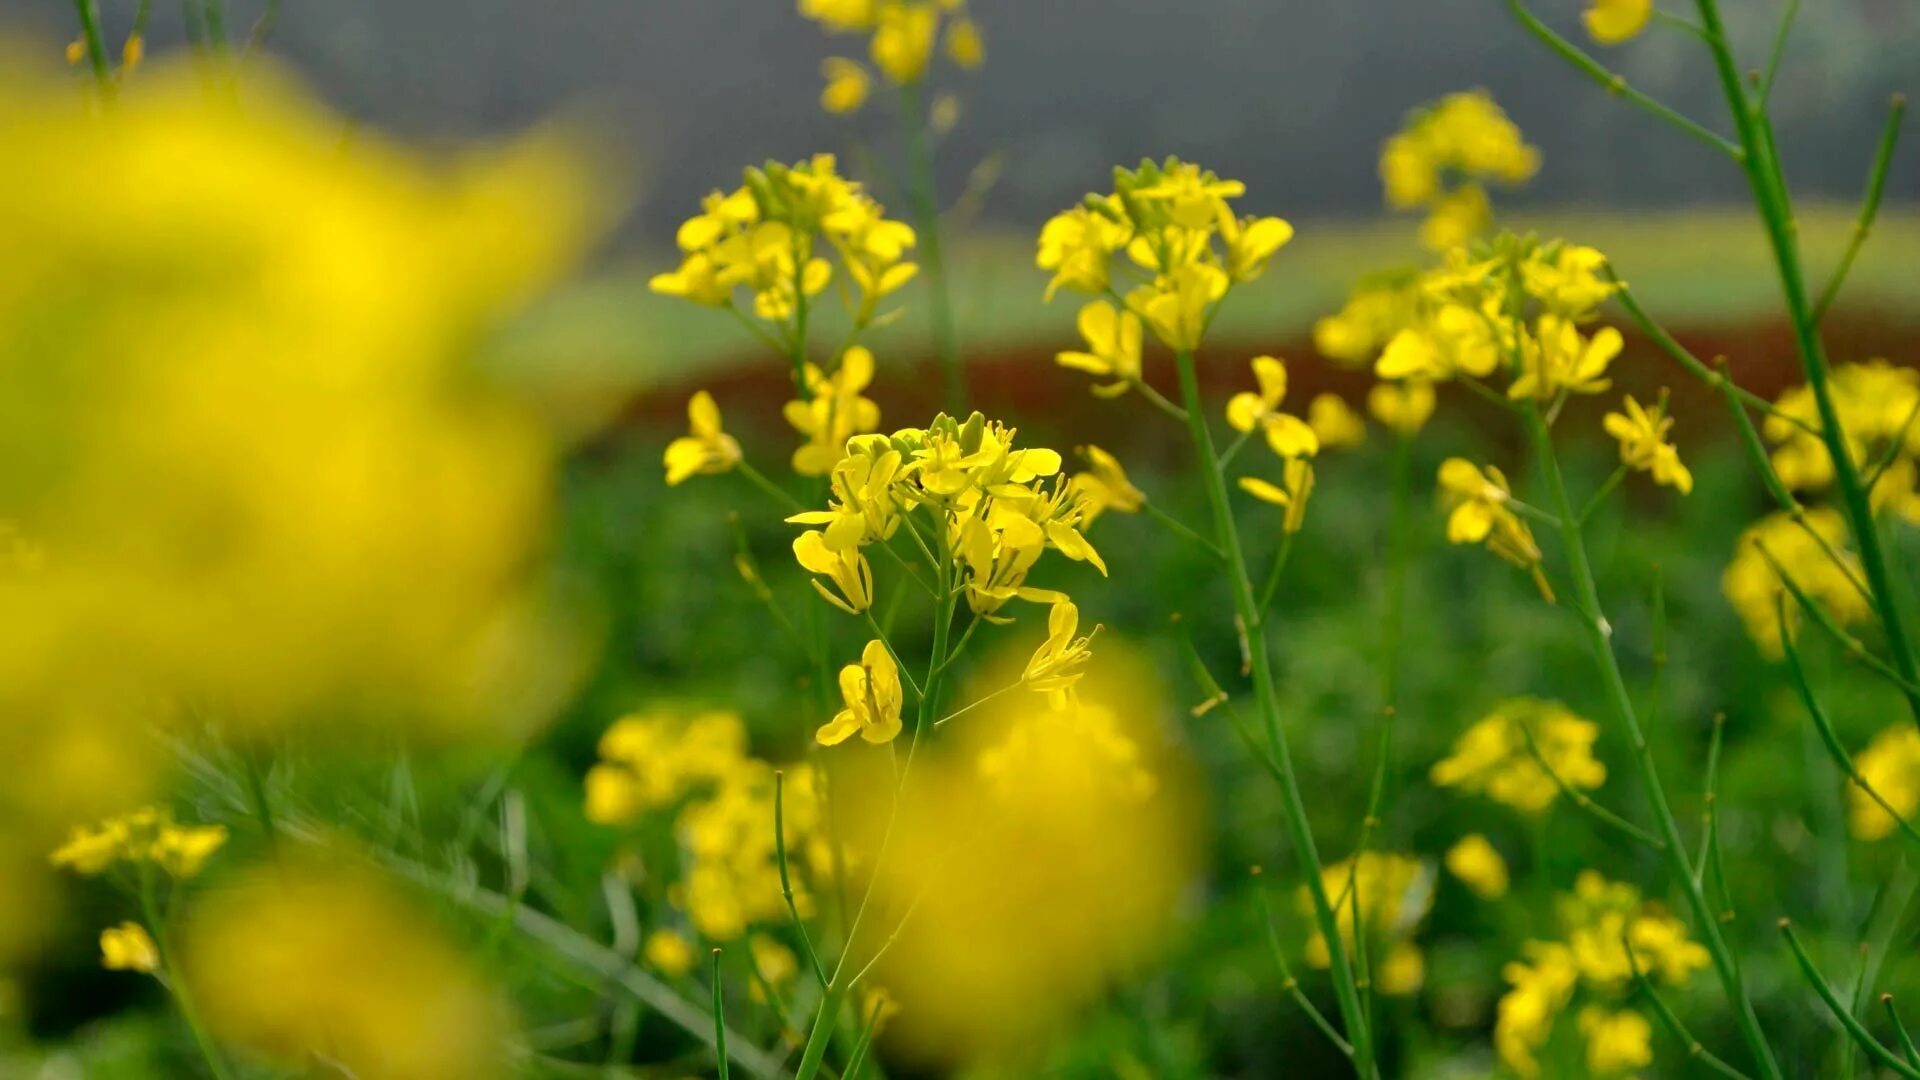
(7, 1), (1920, 1078)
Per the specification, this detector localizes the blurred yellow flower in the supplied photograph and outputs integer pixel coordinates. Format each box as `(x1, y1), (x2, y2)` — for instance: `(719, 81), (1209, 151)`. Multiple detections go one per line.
(1445, 833), (1509, 899)
(871, 2), (938, 83)
(1380, 91), (1538, 249)
(799, 0), (877, 32)
(1722, 508), (1869, 658)
(1036, 202), (1127, 301)
(818, 639), (905, 745)
(1299, 851), (1433, 997)
(664, 391), (743, 486)
(49, 807), (226, 880)
(820, 57), (871, 113)
(645, 928), (697, 978)
(1238, 458), (1315, 534)
(1437, 458), (1545, 575)
(1850, 724), (1920, 840)
(1496, 941), (1578, 1078)
(1226, 356), (1319, 459)
(1056, 300), (1144, 398)
(1604, 393), (1693, 494)
(1585, 0), (1653, 45)
(786, 347), (883, 476)
(1069, 445), (1145, 524)
(99, 922), (159, 974)
(1307, 392), (1366, 450)
(1367, 379), (1436, 435)
(1431, 698), (1606, 814)
(944, 14), (984, 70)
(1578, 1005), (1654, 1074)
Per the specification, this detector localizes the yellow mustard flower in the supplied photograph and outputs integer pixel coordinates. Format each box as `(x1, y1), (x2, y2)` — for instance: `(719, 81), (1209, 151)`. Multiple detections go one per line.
(1445, 833), (1510, 899)
(664, 390), (742, 486)
(1069, 445), (1146, 524)
(1376, 302), (1504, 383)
(1558, 870), (1709, 991)
(150, 823), (228, 880)
(1299, 851), (1433, 997)
(748, 935), (798, 1002)
(1436, 458), (1544, 574)
(1418, 182), (1492, 253)
(1226, 356), (1319, 459)
(818, 639), (905, 745)
(1307, 392), (1366, 450)
(1315, 279), (1421, 367)
(1508, 316), (1621, 401)
(1220, 213), (1295, 283)
(122, 33), (145, 72)
(100, 922), (160, 974)
(1022, 599), (1097, 709)
(1036, 202), (1128, 301)
(1367, 379), (1437, 435)
(1056, 300), (1143, 397)
(1431, 698), (1606, 814)
(1850, 724), (1920, 840)
(820, 57), (871, 113)
(1722, 508), (1870, 658)
(1136, 264), (1225, 352)
(1604, 393), (1693, 494)
(65, 37), (87, 65)
(785, 346), (883, 476)
(1523, 244), (1620, 322)
(1578, 1006), (1654, 1075)
(50, 807), (226, 880)
(1380, 91), (1538, 248)
(944, 14), (983, 69)
(644, 928), (696, 978)
(1496, 941), (1579, 1078)
(799, 0), (878, 32)
(861, 985), (902, 1033)
(1585, 0), (1653, 45)
(1238, 459), (1315, 535)
(793, 530), (875, 614)
(870, 2), (938, 83)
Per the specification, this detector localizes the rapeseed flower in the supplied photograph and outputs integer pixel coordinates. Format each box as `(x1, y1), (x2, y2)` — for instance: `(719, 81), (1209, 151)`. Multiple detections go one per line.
(1445, 833), (1510, 899)
(785, 347), (883, 476)
(644, 928), (697, 978)
(1604, 393), (1693, 494)
(1585, 0), (1653, 45)
(664, 391), (743, 485)
(99, 922), (160, 974)
(1069, 445), (1145, 523)
(1367, 379), (1437, 435)
(1056, 300), (1144, 397)
(1238, 459), (1315, 534)
(1299, 852), (1434, 997)
(1307, 393), (1367, 450)
(1430, 698), (1606, 814)
(1022, 599), (1097, 708)
(1226, 356), (1319, 459)
(50, 807), (227, 880)
(1436, 458), (1547, 580)
(1722, 508), (1870, 657)
(1850, 724), (1920, 840)
(818, 640), (906, 745)
(820, 57), (871, 113)
(1380, 91), (1538, 250)
(1508, 316), (1621, 401)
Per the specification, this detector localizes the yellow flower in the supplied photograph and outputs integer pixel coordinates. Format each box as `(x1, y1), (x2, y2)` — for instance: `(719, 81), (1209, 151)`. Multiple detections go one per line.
(1036, 203), (1126, 301)
(1850, 725), (1920, 840)
(1722, 508), (1871, 658)
(1069, 445), (1145, 524)
(1377, 302), (1504, 382)
(785, 347), (883, 476)
(1299, 851), (1432, 997)
(1220, 214), (1295, 282)
(1368, 380), (1436, 435)
(1307, 393), (1366, 450)
(1436, 458), (1544, 573)
(1056, 300), (1143, 397)
(1444, 833), (1509, 899)
(1604, 393), (1692, 494)
(1418, 181), (1491, 252)
(1238, 459), (1315, 534)
(1585, 0), (1653, 45)
(1431, 698), (1606, 814)
(150, 823), (228, 880)
(100, 922), (160, 974)
(663, 391), (742, 486)
(1136, 264), (1226, 351)
(818, 639), (905, 745)
(122, 33), (146, 72)
(748, 935), (798, 1001)
(870, 2), (938, 84)
(1226, 356), (1319, 459)
(1578, 1006), (1653, 1075)
(1023, 599), (1097, 708)
(1496, 941), (1579, 1078)
(65, 37), (87, 65)
(49, 821), (126, 875)
(644, 929), (696, 978)
(820, 57), (871, 114)
(861, 985), (901, 1033)
(1523, 245), (1620, 321)
(799, 0), (878, 31)
(793, 530), (874, 614)
(944, 14), (983, 70)
(1509, 316), (1621, 401)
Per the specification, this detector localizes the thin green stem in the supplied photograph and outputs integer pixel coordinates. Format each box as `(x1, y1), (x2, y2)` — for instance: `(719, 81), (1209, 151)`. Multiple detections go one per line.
(1134, 375), (1190, 424)
(1624, 932), (1755, 1080)
(1524, 403), (1783, 1080)
(897, 81), (966, 412)
(1757, 541), (1920, 699)
(1171, 349), (1376, 1078)
(1758, 0), (1799, 104)
(71, 0), (113, 93)
(1695, 713), (1724, 883)
(1256, 530), (1297, 616)
(711, 949), (731, 1080)
(931, 681), (1019, 729)
(140, 865), (234, 1080)
(1609, 279), (1818, 435)
(1780, 920), (1920, 1079)
(1142, 499), (1226, 561)
(1518, 720), (1667, 849)
(1865, 397), (1920, 493)
(240, 744), (278, 854)
(1508, 0), (1743, 160)
(1255, 880), (1354, 1057)
(1886, 996), (1920, 1070)
(773, 772), (830, 991)
(1578, 464), (1630, 526)
(1812, 95), (1906, 325)
(736, 459), (804, 514)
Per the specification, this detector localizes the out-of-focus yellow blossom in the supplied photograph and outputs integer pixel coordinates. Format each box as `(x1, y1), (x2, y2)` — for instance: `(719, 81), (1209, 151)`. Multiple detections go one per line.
(1431, 698), (1606, 814)
(0, 64), (594, 742)
(1226, 356), (1320, 459)
(818, 639), (905, 746)
(1445, 833), (1509, 899)
(49, 807), (227, 880)
(1497, 941), (1579, 1078)
(644, 928), (697, 978)
(1850, 724), (1920, 840)
(1722, 508), (1870, 657)
(1069, 445), (1145, 524)
(1220, 213), (1296, 283)
(1136, 264), (1225, 351)
(944, 15), (983, 69)
(1056, 300), (1143, 397)
(99, 922), (160, 974)
(122, 33), (145, 72)
(877, 652), (1194, 1066)
(820, 57), (871, 113)
(1036, 201), (1129, 301)
(1523, 245), (1620, 322)
(1022, 599), (1097, 708)
(1368, 380), (1437, 435)
(184, 861), (514, 1080)
(1578, 1006), (1653, 1074)
(748, 934), (798, 1001)
(794, 529), (876, 614)
(65, 37), (86, 65)
(584, 710), (751, 825)
(870, 2), (939, 83)
(786, 346), (883, 475)
(1605, 393), (1693, 494)
(1559, 871), (1708, 990)
(1300, 852), (1433, 997)
(1380, 91), (1538, 249)
(928, 91), (961, 135)
(1585, 0), (1653, 45)
(862, 985), (902, 1034)
(664, 391), (743, 486)
(1377, 302), (1505, 383)
(799, 0), (877, 32)
(1508, 316), (1621, 401)
(1307, 393), (1366, 450)
(1238, 459), (1315, 534)
(1315, 277), (1422, 367)
(1763, 361), (1920, 519)
(1436, 459), (1546, 579)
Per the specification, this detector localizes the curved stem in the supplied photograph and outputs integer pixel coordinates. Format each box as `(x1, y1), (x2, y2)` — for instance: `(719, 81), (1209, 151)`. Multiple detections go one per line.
(71, 0), (113, 94)
(1780, 920), (1920, 1079)
(1812, 95), (1906, 325)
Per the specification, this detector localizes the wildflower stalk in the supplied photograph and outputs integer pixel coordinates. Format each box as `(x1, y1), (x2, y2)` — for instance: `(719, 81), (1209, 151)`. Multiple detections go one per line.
(71, 0), (113, 93)
(1779, 919), (1920, 1079)
(1256, 877), (1354, 1058)
(240, 744), (278, 854)
(1690, 0), (1920, 728)
(1624, 933), (1754, 1080)
(1812, 95), (1905, 326)
(137, 863), (234, 1080)
(711, 949), (732, 1080)
(1886, 996), (1920, 1070)
(1517, 720), (1666, 850)
(896, 81), (967, 412)
(1522, 403), (1784, 1080)
(1170, 349), (1377, 1078)
(774, 772), (830, 991)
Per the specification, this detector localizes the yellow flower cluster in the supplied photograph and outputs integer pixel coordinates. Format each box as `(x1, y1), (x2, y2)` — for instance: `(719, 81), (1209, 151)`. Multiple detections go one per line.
(1604, 392), (1693, 494)
(1496, 871), (1710, 1077)
(1437, 458), (1549, 591)
(1722, 507), (1870, 658)
(1379, 91), (1539, 250)
(785, 411), (1105, 621)
(1040, 158), (1294, 354)
(99, 921), (160, 974)
(1298, 852), (1433, 997)
(1430, 698), (1607, 815)
(583, 710), (829, 940)
(1849, 724), (1920, 841)
(1763, 360), (1920, 521)
(1585, 0), (1653, 46)
(49, 806), (228, 880)
(800, 0), (982, 110)
(1444, 833), (1511, 900)
(651, 154), (918, 328)
(788, 345), (884, 476)
(1227, 356), (1322, 532)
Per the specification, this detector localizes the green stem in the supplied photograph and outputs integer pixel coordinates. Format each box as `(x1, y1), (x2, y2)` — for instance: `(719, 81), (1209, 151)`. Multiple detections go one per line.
(1142, 499), (1226, 561)
(1624, 932), (1755, 1080)
(711, 949), (731, 1080)
(1256, 530), (1297, 616)
(1257, 881), (1354, 1058)
(1518, 720), (1667, 849)
(240, 744), (278, 854)
(1171, 349), (1376, 1078)
(897, 81), (966, 412)
(1523, 404), (1784, 1080)
(1578, 464), (1630, 526)
(140, 865), (233, 1080)
(1693, 0), (1920, 729)
(71, 0), (113, 93)
(1757, 0), (1799, 104)
(1780, 920), (1920, 1079)
(773, 772), (830, 991)
(1887, 996), (1920, 1070)
(1609, 278), (1819, 437)
(1812, 95), (1906, 325)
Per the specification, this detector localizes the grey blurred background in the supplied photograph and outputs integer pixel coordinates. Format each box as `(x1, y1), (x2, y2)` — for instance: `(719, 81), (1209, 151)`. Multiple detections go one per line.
(6, 0), (1915, 245)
